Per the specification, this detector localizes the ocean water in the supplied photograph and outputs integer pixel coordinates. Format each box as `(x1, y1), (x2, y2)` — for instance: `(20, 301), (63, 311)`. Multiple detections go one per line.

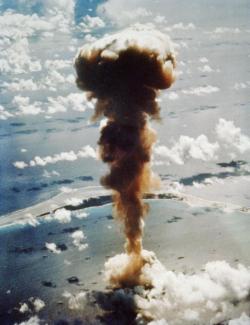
(0, 0), (249, 217)
(1, 2), (250, 323)
(1, 199), (249, 324)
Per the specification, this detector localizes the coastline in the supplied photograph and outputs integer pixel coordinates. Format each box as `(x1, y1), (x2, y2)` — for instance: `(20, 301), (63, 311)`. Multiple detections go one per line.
(1, 182), (249, 230)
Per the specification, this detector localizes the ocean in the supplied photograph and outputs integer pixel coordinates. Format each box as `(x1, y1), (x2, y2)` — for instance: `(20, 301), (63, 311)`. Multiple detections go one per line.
(0, 1), (250, 324)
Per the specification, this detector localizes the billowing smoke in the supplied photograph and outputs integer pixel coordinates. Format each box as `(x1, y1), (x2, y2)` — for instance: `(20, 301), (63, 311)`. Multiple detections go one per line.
(75, 26), (176, 287)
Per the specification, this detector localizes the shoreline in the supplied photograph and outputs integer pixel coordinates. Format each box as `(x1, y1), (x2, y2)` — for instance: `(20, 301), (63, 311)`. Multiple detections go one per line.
(1, 184), (250, 230)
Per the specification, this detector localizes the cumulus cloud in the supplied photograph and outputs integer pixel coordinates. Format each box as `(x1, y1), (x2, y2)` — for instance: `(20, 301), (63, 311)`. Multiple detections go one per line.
(79, 15), (106, 32)
(0, 3), (76, 88)
(199, 57), (209, 63)
(13, 96), (43, 116)
(43, 0), (75, 22)
(15, 315), (41, 325)
(154, 15), (167, 24)
(148, 320), (168, 325)
(165, 91), (179, 100)
(75, 211), (88, 219)
(19, 302), (29, 313)
(105, 251), (250, 325)
(233, 82), (250, 90)
(71, 230), (88, 251)
(182, 85), (219, 96)
(0, 105), (14, 120)
(13, 145), (97, 169)
(45, 242), (61, 254)
(3, 79), (39, 92)
(228, 313), (250, 325)
(42, 169), (60, 178)
(43, 70), (75, 91)
(54, 208), (71, 223)
(32, 298), (45, 312)
(97, 1), (151, 26)
(47, 93), (94, 114)
(59, 186), (75, 194)
(198, 65), (213, 73)
(216, 118), (250, 153)
(65, 197), (83, 206)
(154, 134), (219, 165)
(63, 291), (87, 310)
(0, 11), (53, 40)
(44, 59), (71, 70)
(165, 22), (196, 32)
(17, 213), (40, 227)
(192, 177), (224, 189)
(1, 38), (41, 74)
(13, 161), (29, 169)
(214, 27), (241, 34)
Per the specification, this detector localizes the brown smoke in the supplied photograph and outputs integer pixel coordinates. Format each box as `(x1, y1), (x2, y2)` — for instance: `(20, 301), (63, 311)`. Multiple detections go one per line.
(75, 27), (176, 287)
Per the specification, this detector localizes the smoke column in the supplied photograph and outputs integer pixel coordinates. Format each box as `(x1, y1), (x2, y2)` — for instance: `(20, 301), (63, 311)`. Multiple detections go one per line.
(75, 26), (176, 287)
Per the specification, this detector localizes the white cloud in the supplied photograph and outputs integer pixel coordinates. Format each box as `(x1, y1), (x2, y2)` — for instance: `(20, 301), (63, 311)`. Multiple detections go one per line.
(13, 161), (29, 169)
(216, 118), (250, 154)
(54, 208), (71, 223)
(47, 96), (67, 113)
(148, 320), (169, 325)
(71, 230), (88, 251)
(43, 0), (75, 22)
(77, 145), (97, 158)
(199, 57), (209, 63)
(13, 96), (43, 116)
(97, 1), (151, 26)
(154, 135), (219, 165)
(79, 15), (106, 32)
(44, 59), (71, 70)
(75, 211), (88, 219)
(15, 316), (41, 325)
(99, 118), (108, 130)
(25, 145), (96, 168)
(0, 105), (14, 120)
(166, 91), (179, 100)
(233, 82), (249, 90)
(65, 198), (83, 206)
(1, 38), (41, 74)
(42, 169), (60, 178)
(17, 213), (39, 227)
(63, 291), (87, 310)
(4, 79), (39, 91)
(43, 70), (74, 90)
(154, 15), (166, 24)
(214, 27), (241, 34)
(0, 4), (76, 87)
(165, 22), (196, 32)
(59, 186), (75, 194)
(198, 65), (213, 73)
(19, 302), (29, 313)
(45, 242), (61, 254)
(182, 85), (219, 96)
(228, 313), (250, 325)
(84, 34), (97, 43)
(31, 298), (45, 312)
(47, 93), (94, 114)
(0, 12), (53, 40)
(105, 251), (250, 325)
